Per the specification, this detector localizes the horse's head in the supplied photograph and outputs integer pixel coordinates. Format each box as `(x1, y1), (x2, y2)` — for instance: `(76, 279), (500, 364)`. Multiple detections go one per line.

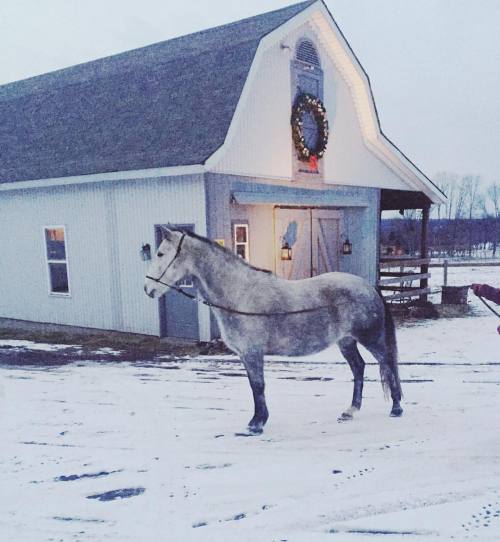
(144, 227), (189, 299)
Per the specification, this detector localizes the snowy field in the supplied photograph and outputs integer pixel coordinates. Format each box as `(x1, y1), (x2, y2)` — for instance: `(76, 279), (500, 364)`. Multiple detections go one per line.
(1, 266), (499, 541)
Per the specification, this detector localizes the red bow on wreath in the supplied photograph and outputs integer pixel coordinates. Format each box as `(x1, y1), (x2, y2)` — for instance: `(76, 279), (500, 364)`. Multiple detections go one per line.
(309, 155), (318, 171)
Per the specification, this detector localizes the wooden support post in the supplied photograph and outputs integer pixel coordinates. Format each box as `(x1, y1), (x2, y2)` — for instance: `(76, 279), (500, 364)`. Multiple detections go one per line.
(443, 259), (448, 287)
(419, 202), (430, 302)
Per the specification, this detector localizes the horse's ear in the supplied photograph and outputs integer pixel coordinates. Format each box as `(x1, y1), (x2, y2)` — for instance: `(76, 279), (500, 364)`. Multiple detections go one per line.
(160, 226), (174, 241)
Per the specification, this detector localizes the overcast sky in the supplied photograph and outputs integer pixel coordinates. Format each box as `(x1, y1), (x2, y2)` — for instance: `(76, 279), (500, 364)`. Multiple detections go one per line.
(1, 0), (499, 186)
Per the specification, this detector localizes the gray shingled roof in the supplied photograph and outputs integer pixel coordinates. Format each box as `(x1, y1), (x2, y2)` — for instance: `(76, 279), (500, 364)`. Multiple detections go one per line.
(0, 1), (316, 183)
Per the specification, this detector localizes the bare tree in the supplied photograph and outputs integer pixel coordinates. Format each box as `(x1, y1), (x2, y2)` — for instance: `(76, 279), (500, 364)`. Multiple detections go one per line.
(433, 171), (458, 220)
(486, 182), (500, 256)
(461, 175), (481, 256)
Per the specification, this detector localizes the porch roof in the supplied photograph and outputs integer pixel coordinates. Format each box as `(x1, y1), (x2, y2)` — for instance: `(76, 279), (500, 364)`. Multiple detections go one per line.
(381, 189), (432, 211)
(231, 183), (370, 207)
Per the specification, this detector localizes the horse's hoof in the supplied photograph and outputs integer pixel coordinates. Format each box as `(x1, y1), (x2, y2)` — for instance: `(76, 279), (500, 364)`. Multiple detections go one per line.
(338, 406), (359, 422)
(390, 406), (403, 417)
(247, 425), (264, 435)
(248, 414), (267, 435)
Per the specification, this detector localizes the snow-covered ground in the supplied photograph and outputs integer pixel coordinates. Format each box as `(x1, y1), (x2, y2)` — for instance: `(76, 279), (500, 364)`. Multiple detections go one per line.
(1, 267), (499, 541)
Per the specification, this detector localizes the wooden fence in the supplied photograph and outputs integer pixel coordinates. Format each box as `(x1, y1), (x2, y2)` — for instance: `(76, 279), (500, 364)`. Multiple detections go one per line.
(429, 259), (500, 287)
(379, 258), (500, 303)
(379, 256), (430, 303)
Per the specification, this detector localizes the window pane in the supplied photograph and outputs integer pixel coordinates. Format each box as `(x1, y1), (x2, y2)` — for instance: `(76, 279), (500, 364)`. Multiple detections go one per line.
(235, 226), (247, 243)
(45, 228), (66, 260)
(49, 263), (69, 293)
(302, 111), (319, 149)
(236, 245), (246, 259)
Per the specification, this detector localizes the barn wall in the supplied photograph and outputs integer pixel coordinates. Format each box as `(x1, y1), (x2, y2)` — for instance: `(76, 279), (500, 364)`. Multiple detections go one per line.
(210, 22), (409, 191)
(0, 175), (209, 337)
(205, 173), (380, 284)
(111, 175), (208, 336)
(0, 184), (114, 329)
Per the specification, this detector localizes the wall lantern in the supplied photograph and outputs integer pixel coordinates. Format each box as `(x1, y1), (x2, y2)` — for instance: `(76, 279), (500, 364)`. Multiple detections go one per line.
(281, 242), (292, 261)
(140, 243), (152, 261)
(342, 238), (353, 255)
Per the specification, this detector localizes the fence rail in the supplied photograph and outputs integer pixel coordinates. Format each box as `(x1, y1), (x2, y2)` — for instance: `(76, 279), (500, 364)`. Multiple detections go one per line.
(429, 259), (500, 287)
(429, 261), (500, 268)
(379, 258), (500, 300)
(378, 257), (430, 304)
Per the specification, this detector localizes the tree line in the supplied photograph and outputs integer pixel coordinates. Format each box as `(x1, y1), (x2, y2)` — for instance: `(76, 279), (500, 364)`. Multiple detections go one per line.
(382, 174), (500, 258)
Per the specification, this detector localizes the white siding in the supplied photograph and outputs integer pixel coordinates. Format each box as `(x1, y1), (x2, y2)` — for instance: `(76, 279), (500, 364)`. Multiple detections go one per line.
(111, 176), (207, 336)
(0, 175), (208, 337)
(211, 22), (410, 191)
(0, 184), (113, 329)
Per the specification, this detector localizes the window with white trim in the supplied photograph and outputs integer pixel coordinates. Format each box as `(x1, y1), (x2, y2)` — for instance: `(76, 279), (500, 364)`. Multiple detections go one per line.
(45, 226), (70, 294)
(233, 224), (249, 262)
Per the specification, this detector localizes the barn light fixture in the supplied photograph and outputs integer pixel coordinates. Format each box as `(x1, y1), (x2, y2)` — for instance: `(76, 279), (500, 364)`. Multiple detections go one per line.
(342, 238), (353, 255)
(281, 242), (292, 261)
(140, 243), (152, 261)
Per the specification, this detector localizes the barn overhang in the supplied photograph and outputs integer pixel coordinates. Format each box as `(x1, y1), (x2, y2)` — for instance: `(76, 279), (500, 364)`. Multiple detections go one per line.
(380, 189), (432, 212)
(231, 182), (370, 207)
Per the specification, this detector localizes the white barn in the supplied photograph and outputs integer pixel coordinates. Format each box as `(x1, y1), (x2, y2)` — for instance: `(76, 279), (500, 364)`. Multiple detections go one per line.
(0, 1), (445, 340)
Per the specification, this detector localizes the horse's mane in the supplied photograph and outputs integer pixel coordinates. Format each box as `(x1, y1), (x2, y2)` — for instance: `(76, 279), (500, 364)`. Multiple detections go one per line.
(171, 227), (273, 275)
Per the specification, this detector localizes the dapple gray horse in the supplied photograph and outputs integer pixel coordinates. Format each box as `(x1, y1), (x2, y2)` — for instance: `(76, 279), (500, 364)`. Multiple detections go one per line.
(144, 227), (402, 434)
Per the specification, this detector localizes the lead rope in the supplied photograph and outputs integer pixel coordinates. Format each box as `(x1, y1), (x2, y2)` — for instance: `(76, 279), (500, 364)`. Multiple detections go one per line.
(146, 276), (331, 317)
(146, 232), (329, 316)
(477, 295), (500, 318)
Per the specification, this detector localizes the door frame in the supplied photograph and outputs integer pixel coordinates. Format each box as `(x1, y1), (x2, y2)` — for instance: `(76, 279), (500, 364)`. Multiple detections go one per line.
(273, 206), (342, 277)
(154, 223), (198, 339)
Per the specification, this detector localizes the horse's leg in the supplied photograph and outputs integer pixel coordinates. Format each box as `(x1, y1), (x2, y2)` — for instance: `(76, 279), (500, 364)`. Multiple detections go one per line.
(338, 337), (366, 421)
(241, 351), (269, 434)
(360, 335), (403, 418)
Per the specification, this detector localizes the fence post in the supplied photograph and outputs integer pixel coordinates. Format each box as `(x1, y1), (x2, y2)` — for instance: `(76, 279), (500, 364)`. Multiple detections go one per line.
(443, 259), (448, 287)
(419, 203), (430, 301)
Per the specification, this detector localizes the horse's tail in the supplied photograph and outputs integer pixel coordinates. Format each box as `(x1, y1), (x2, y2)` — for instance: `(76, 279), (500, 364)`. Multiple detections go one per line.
(381, 297), (402, 399)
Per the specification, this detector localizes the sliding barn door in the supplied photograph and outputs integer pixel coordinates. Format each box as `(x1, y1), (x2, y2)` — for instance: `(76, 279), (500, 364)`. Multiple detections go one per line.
(274, 208), (311, 280)
(274, 208), (341, 279)
(311, 209), (340, 275)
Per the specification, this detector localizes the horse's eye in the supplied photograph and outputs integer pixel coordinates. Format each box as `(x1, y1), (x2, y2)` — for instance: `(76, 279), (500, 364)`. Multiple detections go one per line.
(157, 252), (164, 258)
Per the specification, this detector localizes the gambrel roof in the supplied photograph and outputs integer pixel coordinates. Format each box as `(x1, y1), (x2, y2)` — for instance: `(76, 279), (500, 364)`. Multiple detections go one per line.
(0, 1), (315, 184)
(0, 1), (445, 203)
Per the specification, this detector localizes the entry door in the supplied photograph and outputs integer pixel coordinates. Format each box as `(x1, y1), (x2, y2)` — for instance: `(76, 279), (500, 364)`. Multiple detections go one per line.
(274, 208), (340, 279)
(311, 209), (340, 276)
(155, 225), (199, 340)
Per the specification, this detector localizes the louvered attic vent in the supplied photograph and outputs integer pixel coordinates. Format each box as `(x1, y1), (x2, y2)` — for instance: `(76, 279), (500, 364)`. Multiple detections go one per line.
(296, 40), (320, 67)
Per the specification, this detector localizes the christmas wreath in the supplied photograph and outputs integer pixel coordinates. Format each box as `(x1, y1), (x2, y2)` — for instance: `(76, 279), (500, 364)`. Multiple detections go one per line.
(291, 93), (329, 162)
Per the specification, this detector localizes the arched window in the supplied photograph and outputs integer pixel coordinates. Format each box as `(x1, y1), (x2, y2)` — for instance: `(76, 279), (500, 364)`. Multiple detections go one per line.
(296, 39), (320, 67)
(291, 37), (325, 178)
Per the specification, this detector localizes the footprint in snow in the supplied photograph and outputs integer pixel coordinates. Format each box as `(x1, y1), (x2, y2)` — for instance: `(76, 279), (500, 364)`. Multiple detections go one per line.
(462, 500), (500, 532)
(193, 504), (274, 528)
(346, 467), (374, 480)
(86, 487), (145, 501)
(332, 467), (375, 488)
(55, 470), (122, 482)
(194, 463), (232, 470)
